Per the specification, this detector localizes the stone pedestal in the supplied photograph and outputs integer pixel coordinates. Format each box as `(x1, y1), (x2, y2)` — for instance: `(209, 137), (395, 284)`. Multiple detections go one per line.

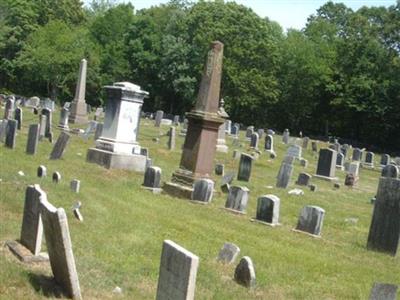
(86, 82), (148, 172)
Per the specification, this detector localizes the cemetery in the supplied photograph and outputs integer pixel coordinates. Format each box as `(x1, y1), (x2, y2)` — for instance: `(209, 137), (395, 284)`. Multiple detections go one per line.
(0, 1), (399, 299)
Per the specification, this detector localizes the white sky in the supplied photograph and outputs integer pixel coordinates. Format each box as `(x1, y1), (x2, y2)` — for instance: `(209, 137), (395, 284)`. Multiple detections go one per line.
(105, 0), (395, 30)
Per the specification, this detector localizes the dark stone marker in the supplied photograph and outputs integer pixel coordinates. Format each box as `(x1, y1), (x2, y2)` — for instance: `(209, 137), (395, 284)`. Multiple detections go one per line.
(14, 107), (22, 130)
(295, 205), (325, 236)
(367, 177), (400, 256)
(381, 164), (399, 179)
(316, 148), (337, 178)
(352, 148), (362, 161)
(215, 163), (224, 176)
(255, 195), (280, 225)
(41, 108), (52, 138)
(52, 172), (61, 183)
(234, 256), (256, 288)
(311, 141), (318, 152)
(264, 134), (273, 151)
(140, 147), (149, 157)
(191, 178), (214, 203)
(5, 119), (17, 148)
(237, 153), (253, 182)
(249, 132), (259, 149)
(225, 186), (249, 213)
(380, 154), (390, 166)
(302, 137), (309, 149)
(345, 173), (356, 186)
(276, 160), (294, 188)
(37, 165), (47, 177)
(309, 184), (317, 192)
(365, 151), (374, 164)
(369, 283), (398, 300)
(49, 132), (70, 160)
(296, 172), (311, 186)
(143, 166), (162, 189)
(26, 124), (40, 155)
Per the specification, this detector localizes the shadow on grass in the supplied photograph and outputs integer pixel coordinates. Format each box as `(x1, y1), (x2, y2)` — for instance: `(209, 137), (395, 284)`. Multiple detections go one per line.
(28, 273), (67, 298)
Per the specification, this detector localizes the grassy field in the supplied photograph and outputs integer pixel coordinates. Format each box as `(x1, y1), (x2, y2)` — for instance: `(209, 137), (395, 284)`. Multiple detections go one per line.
(0, 107), (399, 299)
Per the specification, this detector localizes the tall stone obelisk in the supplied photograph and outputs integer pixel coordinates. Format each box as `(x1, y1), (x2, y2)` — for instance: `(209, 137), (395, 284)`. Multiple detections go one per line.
(164, 41), (225, 199)
(69, 59), (88, 124)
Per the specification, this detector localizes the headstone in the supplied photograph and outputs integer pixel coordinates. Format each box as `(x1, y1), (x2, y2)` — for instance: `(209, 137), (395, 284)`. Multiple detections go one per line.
(309, 184), (317, 192)
(0, 119), (8, 142)
(225, 186), (249, 214)
(94, 107), (103, 120)
(367, 176), (400, 256)
(231, 123), (239, 136)
(295, 205), (325, 237)
(380, 154), (390, 166)
(315, 148), (337, 180)
(94, 122), (103, 140)
(286, 144), (302, 159)
(5, 119), (17, 148)
(40, 198), (82, 299)
(234, 256), (256, 288)
(348, 162), (360, 178)
(311, 141), (318, 152)
(155, 110), (163, 127)
(20, 185), (45, 255)
(264, 134), (274, 152)
(191, 178), (214, 203)
(215, 163), (224, 176)
(267, 129), (274, 135)
(245, 126), (254, 139)
(69, 58), (88, 124)
(82, 120), (98, 139)
(143, 166), (162, 192)
(302, 137), (309, 149)
(233, 149), (241, 160)
(225, 120), (232, 134)
(381, 164), (399, 179)
(70, 179), (80, 193)
(221, 173), (235, 193)
(299, 158), (308, 167)
(216, 121), (228, 153)
(140, 147), (149, 157)
(179, 118), (188, 136)
(41, 108), (52, 139)
(14, 107), (22, 130)
(39, 114), (47, 140)
(168, 126), (176, 150)
(282, 129), (289, 144)
(26, 124), (40, 155)
(156, 240), (199, 300)
(276, 159), (294, 188)
(336, 152), (344, 169)
(364, 151), (374, 167)
(52, 172), (61, 183)
(4, 97), (15, 119)
(63, 102), (71, 109)
(345, 173), (356, 186)
(58, 108), (69, 130)
(254, 195), (280, 225)
(352, 148), (362, 161)
(249, 132), (259, 149)
(37, 165), (47, 177)
(26, 96), (40, 107)
(296, 173), (311, 186)
(49, 132), (70, 160)
(217, 242), (240, 264)
(369, 283), (398, 300)
(237, 153), (253, 182)
(173, 115), (180, 126)
(41, 98), (55, 111)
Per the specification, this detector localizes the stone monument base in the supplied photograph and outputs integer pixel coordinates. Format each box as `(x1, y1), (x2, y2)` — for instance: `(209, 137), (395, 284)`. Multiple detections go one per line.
(250, 218), (281, 227)
(163, 181), (194, 199)
(141, 186), (162, 194)
(68, 114), (88, 124)
(6, 240), (49, 263)
(86, 148), (147, 172)
(313, 174), (338, 182)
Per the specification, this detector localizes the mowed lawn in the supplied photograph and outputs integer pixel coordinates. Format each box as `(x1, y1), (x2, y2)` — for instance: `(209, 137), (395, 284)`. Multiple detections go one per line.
(0, 107), (398, 299)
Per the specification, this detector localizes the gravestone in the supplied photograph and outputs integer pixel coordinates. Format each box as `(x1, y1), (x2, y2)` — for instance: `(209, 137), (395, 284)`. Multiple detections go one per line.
(336, 152), (344, 169)
(249, 132), (259, 149)
(264, 134), (274, 152)
(58, 108), (69, 130)
(225, 120), (232, 134)
(311, 141), (318, 152)
(0, 119), (8, 142)
(352, 148), (362, 161)
(221, 173), (235, 193)
(302, 137), (309, 149)
(179, 118), (188, 136)
(234, 256), (256, 288)
(276, 159), (294, 188)
(40, 198), (82, 299)
(217, 242), (240, 264)
(300, 158), (308, 167)
(215, 163), (224, 176)
(70, 179), (80, 193)
(191, 178), (214, 203)
(5, 119), (17, 149)
(156, 240), (199, 300)
(94, 122), (103, 140)
(52, 172), (61, 183)
(49, 132), (70, 160)
(367, 176), (400, 256)
(364, 151), (374, 167)
(94, 107), (103, 120)
(348, 162), (360, 178)
(345, 173), (356, 186)
(4, 97), (14, 119)
(26, 96), (40, 107)
(296, 173), (311, 186)
(167, 127), (176, 150)
(154, 110), (163, 127)
(282, 129), (290, 144)
(41, 108), (52, 139)
(295, 205), (325, 237)
(254, 195), (280, 226)
(286, 144), (302, 159)
(39, 114), (47, 140)
(315, 148), (338, 181)
(231, 123), (239, 136)
(225, 186), (249, 214)
(369, 283), (398, 300)
(381, 164), (399, 179)
(143, 166), (162, 192)
(14, 107), (22, 130)
(173, 115), (180, 126)
(37, 165), (47, 177)
(380, 154), (391, 167)
(82, 120), (98, 139)
(233, 150), (241, 160)
(63, 102), (71, 109)
(237, 153), (253, 182)
(140, 147), (149, 157)
(69, 58), (88, 124)
(216, 102), (229, 152)
(245, 126), (254, 139)
(26, 124), (40, 155)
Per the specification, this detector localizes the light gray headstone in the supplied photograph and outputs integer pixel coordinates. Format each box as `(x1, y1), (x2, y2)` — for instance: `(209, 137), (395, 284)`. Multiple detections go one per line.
(217, 242), (240, 264)
(41, 108), (52, 138)
(58, 108), (69, 129)
(0, 119), (8, 142)
(168, 126), (176, 150)
(70, 179), (80, 193)
(155, 110), (164, 127)
(26, 124), (40, 155)
(40, 198), (82, 299)
(49, 132), (70, 160)
(286, 144), (302, 159)
(192, 178), (214, 203)
(82, 121), (98, 139)
(156, 240), (199, 300)
(234, 256), (256, 288)
(5, 119), (17, 148)
(255, 195), (280, 225)
(282, 129), (289, 144)
(4, 97), (15, 119)
(225, 186), (249, 213)
(369, 283), (398, 300)
(348, 162), (360, 177)
(39, 114), (47, 141)
(295, 205), (325, 236)
(245, 126), (254, 138)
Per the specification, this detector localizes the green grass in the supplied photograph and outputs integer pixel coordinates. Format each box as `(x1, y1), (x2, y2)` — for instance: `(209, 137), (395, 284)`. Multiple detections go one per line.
(0, 107), (399, 299)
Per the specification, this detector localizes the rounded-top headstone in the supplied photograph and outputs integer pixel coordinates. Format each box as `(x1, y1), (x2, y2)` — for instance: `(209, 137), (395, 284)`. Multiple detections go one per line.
(234, 256), (256, 288)
(192, 178), (214, 203)
(381, 164), (399, 179)
(37, 165), (47, 177)
(52, 171), (61, 183)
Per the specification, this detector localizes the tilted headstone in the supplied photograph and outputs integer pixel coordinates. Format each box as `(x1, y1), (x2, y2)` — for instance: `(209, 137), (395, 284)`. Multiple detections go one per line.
(302, 137), (309, 149)
(156, 240), (199, 300)
(49, 132), (70, 160)
(14, 107), (22, 130)
(282, 129), (290, 144)
(52, 172), (61, 183)
(276, 159), (294, 188)
(5, 119), (17, 149)
(225, 186), (249, 214)
(254, 195), (280, 225)
(315, 148), (337, 180)
(296, 172), (311, 186)
(237, 153), (253, 182)
(40, 198), (82, 299)
(264, 134), (274, 152)
(381, 164), (399, 179)
(249, 132), (259, 149)
(217, 242), (240, 264)
(234, 256), (256, 288)
(168, 126), (176, 150)
(94, 122), (103, 140)
(154, 110), (164, 127)
(70, 179), (80, 193)
(215, 163), (224, 176)
(286, 144), (302, 159)
(295, 205), (325, 237)
(26, 124), (40, 155)
(367, 176), (400, 256)
(380, 154), (390, 166)
(191, 178), (214, 203)
(352, 148), (362, 161)
(37, 165), (47, 177)
(369, 283), (398, 300)
(143, 166), (162, 191)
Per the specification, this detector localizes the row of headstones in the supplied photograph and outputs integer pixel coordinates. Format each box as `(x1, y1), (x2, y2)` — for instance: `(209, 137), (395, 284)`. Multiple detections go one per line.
(36, 165), (81, 192)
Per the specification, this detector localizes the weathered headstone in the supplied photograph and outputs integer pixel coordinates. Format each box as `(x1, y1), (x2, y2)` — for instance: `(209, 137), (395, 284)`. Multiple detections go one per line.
(282, 129), (290, 144)
(231, 123), (239, 136)
(369, 283), (398, 300)
(49, 132), (70, 160)
(296, 173), (311, 186)
(299, 158), (308, 167)
(167, 126), (176, 150)
(215, 163), (224, 176)
(39, 114), (47, 141)
(155, 110), (164, 127)
(380, 154), (391, 167)
(249, 132), (259, 149)
(237, 153), (253, 182)
(173, 115), (180, 126)
(315, 148), (338, 181)
(286, 144), (302, 159)
(245, 126), (254, 139)
(14, 107), (22, 130)
(233, 149), (241, 160)
(345, 173), (356, 186)
(276, 159), (294, 188)
(234, 256), (256, 288)
(0, 119), (8, 142)
(191, 178), (214, 203)
(37, 165), (47, 177)
(4, 97), (15, 119)
(302, 137), (309, 149)
(58, 108), (70, 130)
(336, 152), (344, 169)
(40, 198), (82, 299)
(143, 166), (162, 192)
(225, 186), (249, 214)
(5, 119), (17, 148)
(225, 120), (232, 134)
(352, 148), (362, 161)
(94, 107), (103, 120)
(311, 141), (318, 152)
(348, 161), (360, 178)
(26, 124), (40, 155)
(82, 120), (98, 139)
(52, 172), (61, 183)
(294, 205), (325, 237)
(70, 179), (80, 193)
(217, 242), (240, 264)
(381, 164), (399, 179)
(253, 195), (280, 226)
(69, 58), (88, 124)
(264, 134), (274, 152)
(156, 240), (199, 300)
(216, 109), (228, 153)
(364, 151), (374, 167)
(41, 108), (52, 139)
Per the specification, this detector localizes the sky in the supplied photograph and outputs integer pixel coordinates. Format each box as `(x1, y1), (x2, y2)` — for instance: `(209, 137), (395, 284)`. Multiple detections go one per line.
(102, 0), (396, 30)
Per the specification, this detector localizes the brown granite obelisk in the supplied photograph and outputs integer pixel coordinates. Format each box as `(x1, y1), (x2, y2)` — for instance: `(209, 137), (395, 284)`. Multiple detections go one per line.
(69, 59), (88, 124)
(164, 41), (225, 198)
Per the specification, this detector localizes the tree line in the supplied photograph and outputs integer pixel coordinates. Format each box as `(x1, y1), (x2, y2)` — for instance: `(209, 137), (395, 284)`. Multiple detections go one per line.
(0, 0), (399, 152)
